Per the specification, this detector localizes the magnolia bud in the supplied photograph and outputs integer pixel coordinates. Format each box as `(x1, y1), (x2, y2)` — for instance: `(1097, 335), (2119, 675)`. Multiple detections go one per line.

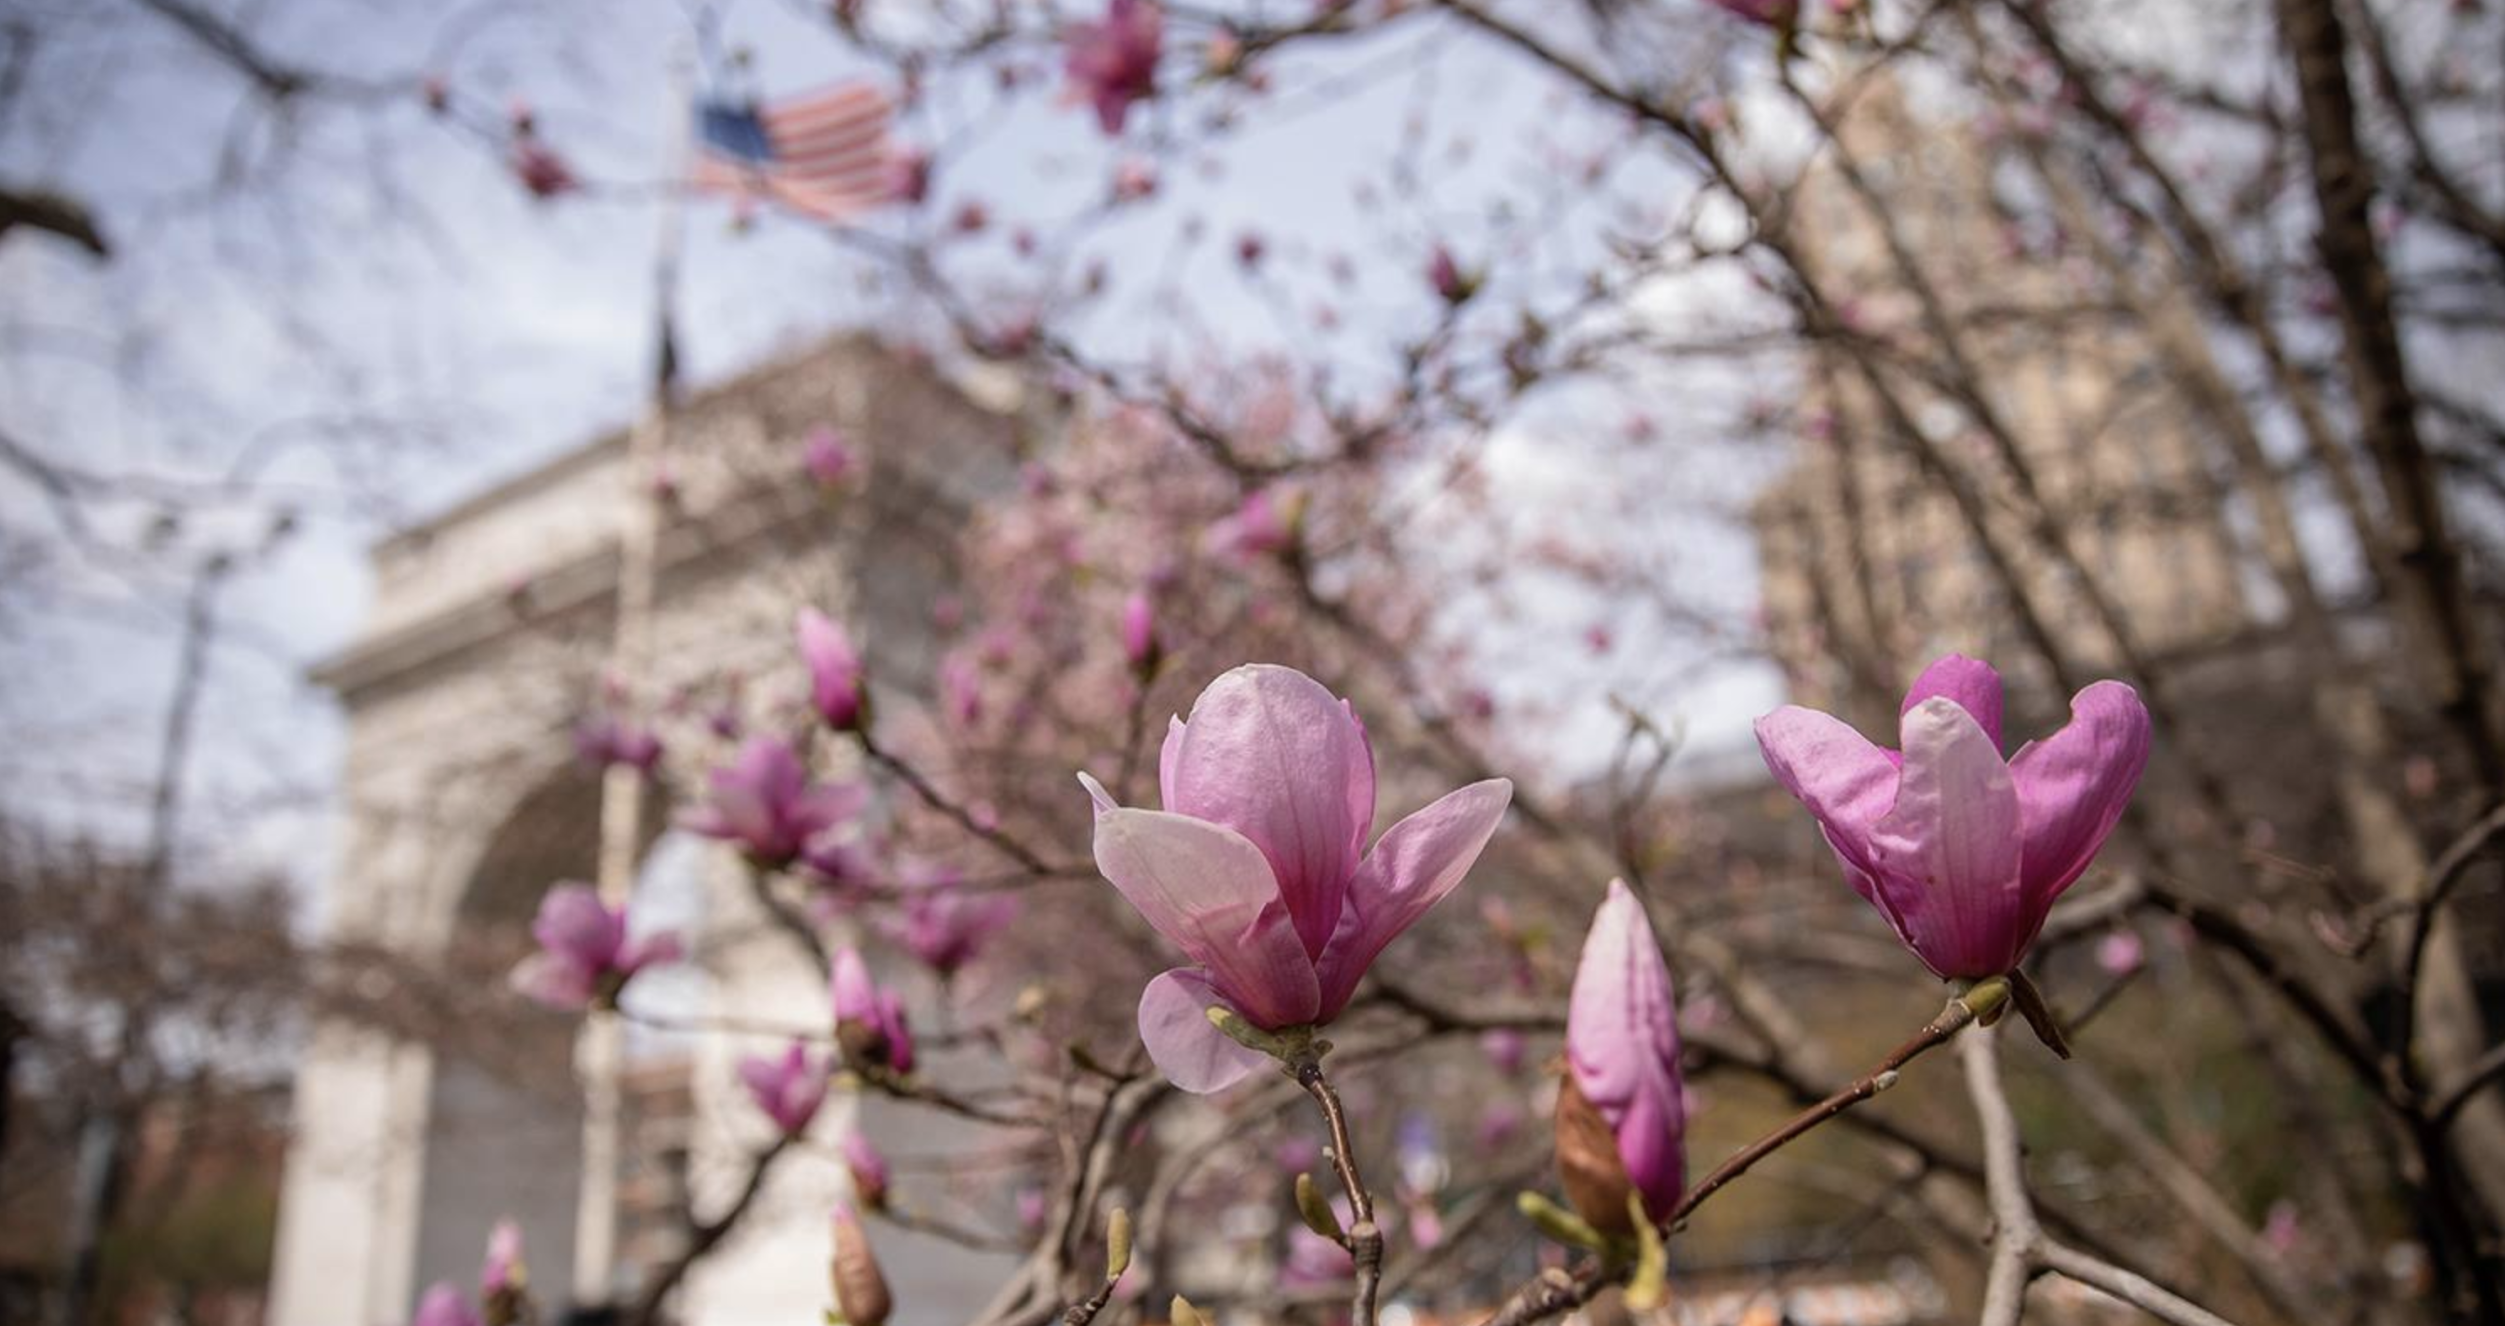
(1170, 1295), (1210, 1326)
(1553, 1076), (1637, 1236)
(1293, 1172), (1344, 1242)
(830, 1206), (892, 1326)
(1104, 1207), (1133, 1281)
(1121, 591), (1160, 676)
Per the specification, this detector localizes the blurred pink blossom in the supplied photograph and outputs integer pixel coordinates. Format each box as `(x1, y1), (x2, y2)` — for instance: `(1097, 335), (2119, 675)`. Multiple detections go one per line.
(738, 1041), (830, 1135)
(798, 608), (866, 730)
(804, 426), (859, 490)
(681, 737), (866, 868)
(1063, 0), (1164, 134)
(844, 1131), (891, 1209)
(509, 883), (682, 1011)
(414, 1284), (481, 1326)
(831, 947), (917, 1074)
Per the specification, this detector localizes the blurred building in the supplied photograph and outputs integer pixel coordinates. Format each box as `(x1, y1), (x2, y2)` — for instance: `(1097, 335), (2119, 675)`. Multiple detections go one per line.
(268, 337), (1027, 1326)
(1, 1081), (289, 1326)
(1752, 81), (2252, 728)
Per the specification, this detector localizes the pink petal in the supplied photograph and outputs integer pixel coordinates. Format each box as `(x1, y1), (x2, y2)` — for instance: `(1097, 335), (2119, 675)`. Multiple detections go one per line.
(1137, 968), (1269, 1093)
(1313, 779), (1512, 1017)
(1160, 666), (1376, 956)
(1901, 653), (2004, 750)
(1566, 881), (1685, 1217)
(532, 883), (624, 968)
(1155, 716), (1185, 811)
(1077, 770), (1119, 817)
(1753, 706), (1898, 868)
(509, 952), (596, 1010)
(2011, 681), (2151, 916)
(1090, 807), (1319, 1027)
(1867, 696), (2024, 978)
(620, 930), (682, 975)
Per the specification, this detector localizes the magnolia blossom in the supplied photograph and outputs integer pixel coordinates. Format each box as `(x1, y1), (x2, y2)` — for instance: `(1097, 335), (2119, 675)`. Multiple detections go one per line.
(1480, 1027), (1527, 1076)
(509, 140), (577, 199)
(573, 713), (662, 773)
(739, 1041), (830, 1135)
(1063, 0), (1163, 135)
(1754, 654), (2152, 980)
(509, 884), (682, 1011)
(414, 1284), (481, 1326)
(1707, 0), (1797, 24)
(1121, 591), (1159, 673)
(884, 146), (932, 205)
(1427, 244), (1477, 303)
(804, 426), (858, 490)
(481, 1220), (523, 1295)
(1078, 665), (1512, 1092)
(1559, 880), (1685, 1231)
(882, 867), (1018, 976)
(843, 1131), (891, 1209)
(940, 654), (984, 728)
(2097, 928), (2146, 976)
(831, 947), (918, 1074)
(681, 737), (865, 868)
(798, 608), (866, 730)
(1205, 487), (1300, 562)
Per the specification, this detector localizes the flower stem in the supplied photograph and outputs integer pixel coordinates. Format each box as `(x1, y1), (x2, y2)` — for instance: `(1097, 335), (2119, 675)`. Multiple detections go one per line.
(1294, 1055), (1383, 1326)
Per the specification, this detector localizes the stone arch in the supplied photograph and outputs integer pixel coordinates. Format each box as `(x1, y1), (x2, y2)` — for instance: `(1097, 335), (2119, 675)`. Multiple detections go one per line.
(267, 336), (1024, 1326)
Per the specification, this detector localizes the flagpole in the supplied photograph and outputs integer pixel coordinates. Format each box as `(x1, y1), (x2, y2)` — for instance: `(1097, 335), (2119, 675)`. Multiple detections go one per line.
(575, 36), (692, 1312)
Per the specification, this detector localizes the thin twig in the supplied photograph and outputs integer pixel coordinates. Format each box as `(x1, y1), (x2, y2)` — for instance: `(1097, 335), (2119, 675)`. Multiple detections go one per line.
(1294, 1057), (1383, 1326)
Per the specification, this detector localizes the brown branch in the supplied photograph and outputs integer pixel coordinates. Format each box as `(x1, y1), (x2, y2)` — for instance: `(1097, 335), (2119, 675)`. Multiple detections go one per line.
(1294, 1056), (1384, 1326)
(631, 1134), (796, 1326)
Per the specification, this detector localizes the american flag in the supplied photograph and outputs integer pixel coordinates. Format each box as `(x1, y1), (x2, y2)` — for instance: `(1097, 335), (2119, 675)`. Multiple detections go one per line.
(690, 82), (897, 223)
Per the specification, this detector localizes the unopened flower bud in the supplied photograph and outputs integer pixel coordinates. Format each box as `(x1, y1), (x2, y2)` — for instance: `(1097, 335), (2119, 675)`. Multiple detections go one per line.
(830, 1205), (892, 1326)
(1121, 591), (1160, 676)
(1104, 1207), (1133, 1280)
(1294, 1172), (1344, 1242)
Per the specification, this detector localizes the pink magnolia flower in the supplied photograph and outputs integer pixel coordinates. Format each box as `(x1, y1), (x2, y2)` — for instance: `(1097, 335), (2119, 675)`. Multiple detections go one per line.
(1063, 0), (1163, 135)
(1077, 665), (1513, 1092)
(414, 1284), (481, 1326)
(1204, 487), (1300, 562)
(1427, 244), (1475, 303)
(509, 141), (577, 199)
(1480, 1027), (1527, 1076)
(1754, 654), (2151, 980)
(804, 426), (858, 490)
(739, 1040), (829, 1135)
(798, 608), (866, 730)
(481, 1220), (523, 1296)
(940, 654), (984, 727)
(1121, 591), (1160, 673)
(882, 867), (1018, 976)
(1111, 157), (1159, 203)
(573, 713), (661, 774)
(2096, 928), (2146, 976)
(884, 146), (932, 205)
(831, 947), (918, 1074)
(509, 884), (682, 1010)
(843, 1131), (891, 1209)
(1707, 0), (1797, 25)
(681, 737), (866, 868)
(1562, 880), (1685, 1230)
